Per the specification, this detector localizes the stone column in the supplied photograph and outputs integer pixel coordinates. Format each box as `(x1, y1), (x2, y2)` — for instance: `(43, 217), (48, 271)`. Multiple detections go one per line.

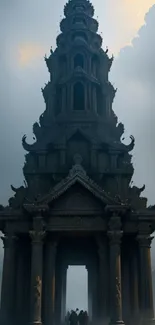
(129, 244), (139, 323)
(55, 262), (63, 325)
(87, 266), (93, 321)
(16, 242), (25, 325)
(91, 262), (98, 323)
(91, 144), (97, 170)
(61, 266), (67, 322)
(108, 217), (124, 325)
(97, 236), (108, 320)
(121, 247), (130, 321)
(92, 86), (97, 113)
(85, 84), (88, 111)
(62, 86), (66, 112)
(44, 240), (57, 325)
(137, 234), (155, 325)
(0, 233), (17, 325)
(29, 229), (45, 325)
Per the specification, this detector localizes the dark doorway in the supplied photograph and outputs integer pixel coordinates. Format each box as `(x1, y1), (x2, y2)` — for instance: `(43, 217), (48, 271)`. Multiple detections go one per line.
(74, 54), (84, 69)
(73, 82), (85, 110)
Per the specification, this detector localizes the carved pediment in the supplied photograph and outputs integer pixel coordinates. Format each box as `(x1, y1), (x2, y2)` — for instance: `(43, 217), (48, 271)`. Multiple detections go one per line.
(38, 158), (118, 211)
(50, 183), (104, 213)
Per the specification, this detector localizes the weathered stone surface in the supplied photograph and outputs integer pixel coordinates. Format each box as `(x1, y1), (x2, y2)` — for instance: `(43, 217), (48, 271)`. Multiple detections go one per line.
(0, 0), (155, 325)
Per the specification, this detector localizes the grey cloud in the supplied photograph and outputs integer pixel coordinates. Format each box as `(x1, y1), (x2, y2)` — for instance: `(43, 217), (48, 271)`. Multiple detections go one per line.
(111, 4), (155, 206)
(110, 5), (155, 266)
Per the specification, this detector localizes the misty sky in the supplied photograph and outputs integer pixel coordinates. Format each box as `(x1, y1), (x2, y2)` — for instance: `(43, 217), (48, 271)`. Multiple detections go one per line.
(0, 0), (155, 310)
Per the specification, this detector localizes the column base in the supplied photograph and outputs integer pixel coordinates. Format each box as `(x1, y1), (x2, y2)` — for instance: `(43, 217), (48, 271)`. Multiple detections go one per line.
(30, 322), (43, 325)
(142, 319), (155, 325)
(109, 321), (125, 325)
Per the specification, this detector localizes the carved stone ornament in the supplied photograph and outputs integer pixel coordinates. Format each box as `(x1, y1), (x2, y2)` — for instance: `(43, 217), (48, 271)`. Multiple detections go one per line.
(137, 235), (154, 248)
(108, 214), (122, 231)
(29, 231), (46, 243)
(138, 222), (151, 235)
(34, 275), (42, 304)
(1, 234), (17, 248)
(115, 277), (121, 308)
(108, 230), (123, 245)
(69, 154), (87, 178)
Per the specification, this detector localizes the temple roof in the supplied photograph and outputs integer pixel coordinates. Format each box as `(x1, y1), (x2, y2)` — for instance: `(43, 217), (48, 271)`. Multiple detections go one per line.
(23, 155), (124, 209)
(22, 126), (135, 153)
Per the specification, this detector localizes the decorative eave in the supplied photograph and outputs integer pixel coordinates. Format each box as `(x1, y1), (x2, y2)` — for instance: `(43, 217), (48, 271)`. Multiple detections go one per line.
(22, 126), (63, 153)
(131, 209), (155, 220)
(109, 135), (135, 153)
(22, 135), (36, 152)
(0, 208), (22, 218)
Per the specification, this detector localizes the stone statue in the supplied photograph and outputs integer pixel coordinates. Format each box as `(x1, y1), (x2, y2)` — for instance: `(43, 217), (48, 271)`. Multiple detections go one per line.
(9, 185), (27, 209)
(34, 275), (41, 303)
(115, 277), (121, 307)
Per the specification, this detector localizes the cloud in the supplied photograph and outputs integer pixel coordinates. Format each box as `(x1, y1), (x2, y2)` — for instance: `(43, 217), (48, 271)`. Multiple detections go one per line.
(111, 4), (155, 205)
(94, 0), (155, 54)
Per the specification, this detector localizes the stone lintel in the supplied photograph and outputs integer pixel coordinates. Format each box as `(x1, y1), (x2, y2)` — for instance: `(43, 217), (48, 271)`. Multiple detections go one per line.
(105, 204), (130, 214)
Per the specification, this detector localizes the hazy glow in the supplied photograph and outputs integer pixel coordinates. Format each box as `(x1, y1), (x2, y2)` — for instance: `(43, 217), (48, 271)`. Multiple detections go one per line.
(18, 43), (44, 66)
(123, 0), (155, 30)
(16, 0), (155, 66)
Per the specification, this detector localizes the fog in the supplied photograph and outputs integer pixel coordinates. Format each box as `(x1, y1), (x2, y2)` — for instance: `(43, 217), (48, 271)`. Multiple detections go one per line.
(0, 0), (155, 308)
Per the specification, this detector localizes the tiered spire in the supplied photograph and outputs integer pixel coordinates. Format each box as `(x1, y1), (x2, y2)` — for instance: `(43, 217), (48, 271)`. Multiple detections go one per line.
(64, 0), (95, 18)
(9, 0), (147, 210)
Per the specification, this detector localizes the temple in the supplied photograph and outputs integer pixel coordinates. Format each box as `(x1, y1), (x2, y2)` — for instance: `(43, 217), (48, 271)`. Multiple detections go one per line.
(0, 0), (155, 325)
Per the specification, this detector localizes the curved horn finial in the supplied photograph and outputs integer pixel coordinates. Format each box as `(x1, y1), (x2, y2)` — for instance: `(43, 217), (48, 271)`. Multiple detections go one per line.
(22, 135), (33, 152)
(125, 135), (135, 152)
(11, 185), (17, 193)
(140, 184), (145, 193)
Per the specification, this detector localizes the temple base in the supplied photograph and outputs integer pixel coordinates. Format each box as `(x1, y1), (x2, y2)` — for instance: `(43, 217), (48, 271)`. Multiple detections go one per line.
(109, 321), (125, 325)
(142, 319), (155, 325)
(30, 322), (42, 325)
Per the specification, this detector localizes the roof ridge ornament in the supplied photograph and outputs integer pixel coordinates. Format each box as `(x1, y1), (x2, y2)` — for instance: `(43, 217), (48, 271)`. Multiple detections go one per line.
(69, 154), (87, 177)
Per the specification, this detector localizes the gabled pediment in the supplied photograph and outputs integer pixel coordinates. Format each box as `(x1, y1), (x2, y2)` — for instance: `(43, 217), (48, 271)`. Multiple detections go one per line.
(39, 157), (117, 208)
(66, 128), (91, 143)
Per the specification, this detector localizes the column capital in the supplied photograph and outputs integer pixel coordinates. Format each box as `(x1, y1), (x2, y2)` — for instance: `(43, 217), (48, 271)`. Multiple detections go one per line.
(1, 233), (17, 248)
(137, 234), (154, 248)
(108, 214), (122, 230)
(29, 230), (46, 243)
(108, 230), (123, 245)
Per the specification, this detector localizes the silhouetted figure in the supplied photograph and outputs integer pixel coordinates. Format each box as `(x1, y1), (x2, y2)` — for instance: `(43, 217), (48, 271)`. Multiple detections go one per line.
(83, 311), (89, 325)
(65, 311), (71, 325)
(78, 310), (84, 325)
(69, 310), (78, 325)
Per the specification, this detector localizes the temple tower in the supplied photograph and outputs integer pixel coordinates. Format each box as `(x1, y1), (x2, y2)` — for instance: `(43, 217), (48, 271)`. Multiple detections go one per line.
(21, 0), (137, 204)
(0, 1), (155, 325)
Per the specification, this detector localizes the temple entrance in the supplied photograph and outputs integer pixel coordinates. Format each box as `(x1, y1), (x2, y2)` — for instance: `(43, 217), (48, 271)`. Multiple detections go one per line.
(54, 234), (98, 325)
(66, 266), (88, 312)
